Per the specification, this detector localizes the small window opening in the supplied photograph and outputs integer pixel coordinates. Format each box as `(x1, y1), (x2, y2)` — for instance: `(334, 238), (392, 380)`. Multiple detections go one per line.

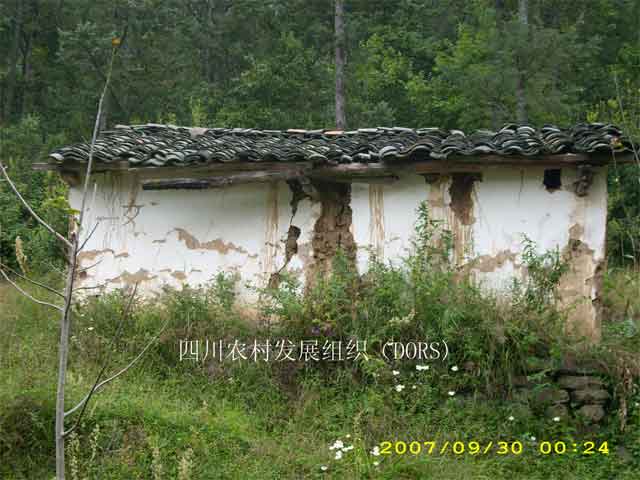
(543, 169), (562, 192)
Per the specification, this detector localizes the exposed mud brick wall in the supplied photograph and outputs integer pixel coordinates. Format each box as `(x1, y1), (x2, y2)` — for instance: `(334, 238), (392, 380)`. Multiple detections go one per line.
(449, 173), (480, 226)
(559, 226), (606, 341)
(448, 173), (482, 266)
(557, 167), (608, 342)
(309, 181), (356, 280)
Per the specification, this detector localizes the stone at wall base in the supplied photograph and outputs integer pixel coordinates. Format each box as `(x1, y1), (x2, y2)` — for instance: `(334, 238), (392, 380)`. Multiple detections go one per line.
(577, 404), (605, 423)
(532, 386), (570, 408)
(570, 388), (610, 405)
(546, 404), (569, 420)
(558, 354), (604, 375)
(557, 375), (605, 390)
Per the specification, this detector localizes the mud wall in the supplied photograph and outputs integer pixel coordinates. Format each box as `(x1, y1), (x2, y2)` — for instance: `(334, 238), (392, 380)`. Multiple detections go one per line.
(70, 165), (607, 339)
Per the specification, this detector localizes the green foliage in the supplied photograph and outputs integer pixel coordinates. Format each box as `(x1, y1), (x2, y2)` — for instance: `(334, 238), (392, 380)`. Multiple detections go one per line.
(429, 1), (593, 129)
(1, 264), (640, 478)
(2, 2), (640, 477)
(214, 31), (333, 128)
(0, 0), (639, 271)
(0, 115), (70, 273)
(601, 268), (640, 351)
(587, 40), (640, 266)
(514, 235), (568, 312)
(257, 202), (570, 396)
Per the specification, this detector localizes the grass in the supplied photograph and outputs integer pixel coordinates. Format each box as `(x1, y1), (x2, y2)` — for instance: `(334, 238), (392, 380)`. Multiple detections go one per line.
(1, 214), (639, 479)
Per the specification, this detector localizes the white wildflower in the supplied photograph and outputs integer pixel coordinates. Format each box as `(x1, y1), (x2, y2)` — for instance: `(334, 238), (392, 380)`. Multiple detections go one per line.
(508, 416), (515, 421)
(448, 391), (456, 396)
(416, 365), (429, 371)
(530, 436), (536, 441)
(412, 385), (417, 390)
(345, 434), (351, 439)
(329, 440), (344, 450)
(87, 327), (94, 332)
(553, 416), (560, 422)
(335, 450), (343, 460)
(371, 446), (380, 456)
(373, 461), (380, 466)
(392, 370), (400, 376)
(395, 384), (405, 392)
(451, 365), (459, 372)
(320, 465), (328, 471)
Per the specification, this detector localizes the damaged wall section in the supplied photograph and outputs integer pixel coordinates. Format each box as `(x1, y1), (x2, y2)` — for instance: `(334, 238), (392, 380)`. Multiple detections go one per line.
(309, 181), (356, 281)
(69, 164), (609, 340)
(448, 173), (481, 266)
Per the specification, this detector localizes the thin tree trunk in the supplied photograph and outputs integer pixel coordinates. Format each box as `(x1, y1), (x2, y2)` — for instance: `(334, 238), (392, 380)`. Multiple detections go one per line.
(492, 0), (505, 129)
(55, 47), (116, 480)
(55, 240), (78, 480)
(4, 0), (23, 122)
(334, 0), (346, 130)
(99, 93), (109, 132)
(516, 0), (528, 124)
(21, 33), (32, 118)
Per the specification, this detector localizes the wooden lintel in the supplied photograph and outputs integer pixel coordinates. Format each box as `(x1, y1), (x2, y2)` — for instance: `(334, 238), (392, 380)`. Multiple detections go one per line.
(325, 175), (400, 185)
(141, 168), (307, 190)
(32, 163), (55, 171)
(310, 162), (396, 179)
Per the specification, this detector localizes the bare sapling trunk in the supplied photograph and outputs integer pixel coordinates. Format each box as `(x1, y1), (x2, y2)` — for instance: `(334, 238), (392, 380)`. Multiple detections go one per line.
(0, 38), (166, 480)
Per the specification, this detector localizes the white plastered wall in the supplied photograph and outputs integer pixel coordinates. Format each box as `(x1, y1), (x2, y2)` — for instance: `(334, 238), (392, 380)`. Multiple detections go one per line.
(71, 165), (607, 338)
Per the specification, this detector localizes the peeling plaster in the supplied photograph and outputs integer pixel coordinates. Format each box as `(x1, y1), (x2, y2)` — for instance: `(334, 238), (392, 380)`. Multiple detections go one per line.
(173, 227), (253, 256)
(107, 268), (157, 284)
(268, 225), (301, 289)
(70, 166), (609, 340)
(171, 271), (188, 281)
(470, 250), (519, 273)
(78, 249), (114, 262)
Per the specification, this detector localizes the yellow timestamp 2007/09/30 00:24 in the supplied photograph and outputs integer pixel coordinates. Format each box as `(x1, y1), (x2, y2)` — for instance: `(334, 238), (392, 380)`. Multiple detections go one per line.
(377, 440), (610, 456)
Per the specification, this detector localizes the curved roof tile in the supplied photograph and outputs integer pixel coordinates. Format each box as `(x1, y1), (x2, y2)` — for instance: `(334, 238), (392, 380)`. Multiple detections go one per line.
(49, 123), (632, 167)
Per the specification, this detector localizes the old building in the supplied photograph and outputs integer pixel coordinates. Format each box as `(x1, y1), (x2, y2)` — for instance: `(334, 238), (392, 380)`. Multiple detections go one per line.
(41, 123), (635, 340)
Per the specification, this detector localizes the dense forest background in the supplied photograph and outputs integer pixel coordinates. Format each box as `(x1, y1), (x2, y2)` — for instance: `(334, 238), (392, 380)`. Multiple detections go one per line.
(0, 0), (639, 270)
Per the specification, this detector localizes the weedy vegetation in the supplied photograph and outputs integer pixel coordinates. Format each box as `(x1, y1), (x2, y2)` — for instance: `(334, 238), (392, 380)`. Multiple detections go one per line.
(1, 205), (639, 479)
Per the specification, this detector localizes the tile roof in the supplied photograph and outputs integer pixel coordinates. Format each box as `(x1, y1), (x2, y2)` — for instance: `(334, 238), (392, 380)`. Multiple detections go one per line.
(49, 123), (632, 167)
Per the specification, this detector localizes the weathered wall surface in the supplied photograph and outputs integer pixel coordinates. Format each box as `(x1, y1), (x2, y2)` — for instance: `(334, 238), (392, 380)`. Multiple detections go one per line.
(71, 165), (607, 339)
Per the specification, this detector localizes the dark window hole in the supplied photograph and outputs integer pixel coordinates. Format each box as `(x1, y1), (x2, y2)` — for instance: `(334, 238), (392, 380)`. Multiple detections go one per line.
(543, 169), (562, 191)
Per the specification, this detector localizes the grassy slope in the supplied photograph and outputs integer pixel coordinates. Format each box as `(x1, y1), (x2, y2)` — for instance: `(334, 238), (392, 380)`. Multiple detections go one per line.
(0, 272), (639, 480)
